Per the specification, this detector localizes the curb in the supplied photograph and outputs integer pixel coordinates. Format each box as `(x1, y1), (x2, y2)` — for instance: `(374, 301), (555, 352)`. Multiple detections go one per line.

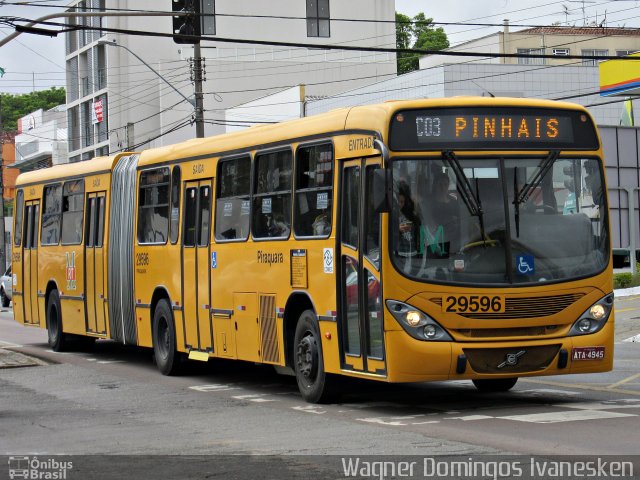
(0, 348), (47, 369)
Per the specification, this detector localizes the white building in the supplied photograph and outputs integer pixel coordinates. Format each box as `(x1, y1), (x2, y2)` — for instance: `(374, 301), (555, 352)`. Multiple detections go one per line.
(304, 25), (640, 124)
(14, 107), (68, 172)
(64, 0), (397, 162)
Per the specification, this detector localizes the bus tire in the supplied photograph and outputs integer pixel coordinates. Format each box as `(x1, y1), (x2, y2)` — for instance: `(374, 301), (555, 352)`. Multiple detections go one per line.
(472, 377), (518, 392)
(293, 310), (337, 404)
(0, 287), (9, 308)
(47, 289), (67, 352)
(152, 299), (182, 376)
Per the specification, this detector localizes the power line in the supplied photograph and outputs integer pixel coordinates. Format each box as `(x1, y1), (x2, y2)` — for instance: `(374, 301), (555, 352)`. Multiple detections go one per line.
(2, 1), (634, 30)
(27, 19), (640, 62)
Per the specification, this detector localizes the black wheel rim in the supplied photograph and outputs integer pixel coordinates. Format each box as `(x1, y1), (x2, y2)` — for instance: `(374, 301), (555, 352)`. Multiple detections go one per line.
(156, 315), (170, 360)
(296, 330), (319, 385)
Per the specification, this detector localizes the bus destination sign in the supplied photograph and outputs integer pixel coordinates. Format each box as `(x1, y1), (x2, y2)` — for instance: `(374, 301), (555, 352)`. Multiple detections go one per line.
(389, 107), (599, 151)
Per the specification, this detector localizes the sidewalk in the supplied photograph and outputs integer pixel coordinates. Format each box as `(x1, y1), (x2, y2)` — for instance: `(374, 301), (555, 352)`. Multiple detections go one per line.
(614, 286), (640, 298)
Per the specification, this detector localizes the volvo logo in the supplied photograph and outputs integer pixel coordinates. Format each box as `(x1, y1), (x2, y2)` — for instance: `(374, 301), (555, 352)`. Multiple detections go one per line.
(497, 350), (526, 369)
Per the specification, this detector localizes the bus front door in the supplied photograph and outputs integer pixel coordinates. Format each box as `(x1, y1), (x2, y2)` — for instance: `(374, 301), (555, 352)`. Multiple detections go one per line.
(22, 201), (40, 325)
(339, 159), (385, 376)
(182, 180), (214, 354)
(85, 193), (107, 335)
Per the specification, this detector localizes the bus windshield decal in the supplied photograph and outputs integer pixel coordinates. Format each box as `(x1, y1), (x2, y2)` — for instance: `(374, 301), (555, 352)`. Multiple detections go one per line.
(389, 107), (599, 150)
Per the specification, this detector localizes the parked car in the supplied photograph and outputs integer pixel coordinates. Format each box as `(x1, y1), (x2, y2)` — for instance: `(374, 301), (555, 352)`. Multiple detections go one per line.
(1, 266), (12, 307)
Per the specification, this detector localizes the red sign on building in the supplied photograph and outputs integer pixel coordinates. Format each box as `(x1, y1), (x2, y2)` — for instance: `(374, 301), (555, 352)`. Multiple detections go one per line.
(93, 99), (104, 124)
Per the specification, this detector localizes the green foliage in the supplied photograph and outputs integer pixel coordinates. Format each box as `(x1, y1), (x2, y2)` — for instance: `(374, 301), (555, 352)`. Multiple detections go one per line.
(613, 266), (640, 289)
(0, 88), (66, 131)
(396, 11), (450, 75)
(614, 273), (634, 289)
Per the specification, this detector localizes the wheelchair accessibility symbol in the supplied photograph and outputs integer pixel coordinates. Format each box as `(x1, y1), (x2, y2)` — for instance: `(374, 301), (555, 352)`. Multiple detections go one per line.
(516, 254), (535, 275)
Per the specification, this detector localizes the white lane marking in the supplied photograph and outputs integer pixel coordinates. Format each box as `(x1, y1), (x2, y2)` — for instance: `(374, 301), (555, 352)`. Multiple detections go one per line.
(0, 340), (23, 348)
(45, 350), (90, 356)
(500, 409), (636, 423)
(623, 334), (640, 342)
(411, 421), (440, 425)
(97, 360), (125, 364)
(189, 384), (239, 392)
(518, 389), (581, 396)
(358, 417), (409, 426)
(555, 399), (640, 410)
(292, 405), (326, 415)
(444, 415), (495, 421)
(232, 394), (276, 403)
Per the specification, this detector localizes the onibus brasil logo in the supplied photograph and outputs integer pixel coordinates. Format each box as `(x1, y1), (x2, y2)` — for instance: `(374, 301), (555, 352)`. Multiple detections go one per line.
(8, 456), (73, 479)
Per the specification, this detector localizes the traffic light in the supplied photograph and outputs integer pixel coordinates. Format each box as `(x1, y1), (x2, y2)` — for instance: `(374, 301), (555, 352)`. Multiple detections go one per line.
(172, 0), (201, 44)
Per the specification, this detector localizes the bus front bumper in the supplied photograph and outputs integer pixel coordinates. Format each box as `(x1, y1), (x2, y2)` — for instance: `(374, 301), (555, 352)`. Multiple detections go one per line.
(384, 321), (614, 383)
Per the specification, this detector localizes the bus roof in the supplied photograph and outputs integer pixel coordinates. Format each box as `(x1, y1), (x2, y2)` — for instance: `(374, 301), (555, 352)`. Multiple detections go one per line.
(15, 154), (128, 187)
(15, 97), (594, 183)
(136, 96), (592, 167)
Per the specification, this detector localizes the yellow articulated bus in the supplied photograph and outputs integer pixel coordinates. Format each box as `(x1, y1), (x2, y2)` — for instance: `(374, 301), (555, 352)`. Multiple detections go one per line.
(12, 97), (613, 403)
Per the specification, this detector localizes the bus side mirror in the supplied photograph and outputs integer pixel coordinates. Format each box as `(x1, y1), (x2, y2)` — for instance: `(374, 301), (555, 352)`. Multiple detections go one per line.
(372, 168), (389, 213)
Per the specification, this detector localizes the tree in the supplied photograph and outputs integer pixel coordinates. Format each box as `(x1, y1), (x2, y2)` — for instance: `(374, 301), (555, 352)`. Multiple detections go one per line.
(396, 12), (449, 75)
(0, 88), (66, 131)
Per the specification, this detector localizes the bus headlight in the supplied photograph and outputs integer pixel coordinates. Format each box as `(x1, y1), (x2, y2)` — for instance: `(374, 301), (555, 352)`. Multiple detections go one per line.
(386, 300), (452, 341)
(569, 294), (613, 336)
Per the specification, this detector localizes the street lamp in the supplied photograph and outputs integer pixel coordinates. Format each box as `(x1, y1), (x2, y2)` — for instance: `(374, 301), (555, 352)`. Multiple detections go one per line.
(97, 38), (204, 138)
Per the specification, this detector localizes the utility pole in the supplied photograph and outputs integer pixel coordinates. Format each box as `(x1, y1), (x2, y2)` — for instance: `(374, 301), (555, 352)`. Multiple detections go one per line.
(0, 96), (7, 272)
(192, 43), (205, 138)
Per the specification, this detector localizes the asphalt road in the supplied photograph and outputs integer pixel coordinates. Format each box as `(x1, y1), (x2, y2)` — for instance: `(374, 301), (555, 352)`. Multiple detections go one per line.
(1, 296), (639, 461)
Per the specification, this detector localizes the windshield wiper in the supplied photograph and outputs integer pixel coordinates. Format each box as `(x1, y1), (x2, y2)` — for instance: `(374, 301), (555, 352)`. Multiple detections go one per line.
(514, 150), (559, 206)
(442, 151), (487, 246)
(513, 150), (559, 238)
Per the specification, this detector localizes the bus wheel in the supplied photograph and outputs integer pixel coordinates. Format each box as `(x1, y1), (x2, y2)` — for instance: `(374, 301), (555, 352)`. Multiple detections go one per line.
(47, 289), (67, 352)
(152, 299), (182, 375)
(293, 310), (337, 403)
(472, 378), (518, 392)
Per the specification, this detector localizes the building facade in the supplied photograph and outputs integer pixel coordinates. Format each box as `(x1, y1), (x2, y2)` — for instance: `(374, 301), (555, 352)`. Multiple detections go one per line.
(13, 107), (68, 172)
(64, 0), (397, 162)
(1, 131), (18, 205)
(419, 24), (640, 69)
(306, 25), (640, 124)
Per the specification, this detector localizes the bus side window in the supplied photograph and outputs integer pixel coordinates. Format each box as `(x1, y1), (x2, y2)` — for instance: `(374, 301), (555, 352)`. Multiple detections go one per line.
(137, 168), (170, 244)
(364, 165), (381, 268)
(215, 156), (251, 241)
(41, 184), (62, 246)
(14, 190), (24, 247)
(184, 187), (198, 247)
(96, 196), (105, 247)
(252, 149), (292, 239)
(294, 143), (333, 238)
(170, 166), (181, 244)
(61, 180), (84, 245)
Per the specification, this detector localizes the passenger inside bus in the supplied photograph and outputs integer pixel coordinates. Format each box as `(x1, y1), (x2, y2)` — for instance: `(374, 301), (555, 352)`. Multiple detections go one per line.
(396, 181), (421, 258)
(423, 171), (459, 256)
(427, 171), (459, 230)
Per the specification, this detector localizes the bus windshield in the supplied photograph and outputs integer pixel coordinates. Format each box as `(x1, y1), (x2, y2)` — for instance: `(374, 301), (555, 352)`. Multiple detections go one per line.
(390, 155), (609, 285)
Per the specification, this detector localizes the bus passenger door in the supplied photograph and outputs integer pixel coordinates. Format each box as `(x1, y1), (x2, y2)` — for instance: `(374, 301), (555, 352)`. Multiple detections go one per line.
(339, 159), (385, 376)
(182, 180), (213, 354)
(85, 193), (107, 335)
(22, 201), (40, 325)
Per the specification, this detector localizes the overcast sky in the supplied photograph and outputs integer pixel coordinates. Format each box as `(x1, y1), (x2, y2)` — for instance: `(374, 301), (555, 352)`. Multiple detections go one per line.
(1, 0), (639, 94)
